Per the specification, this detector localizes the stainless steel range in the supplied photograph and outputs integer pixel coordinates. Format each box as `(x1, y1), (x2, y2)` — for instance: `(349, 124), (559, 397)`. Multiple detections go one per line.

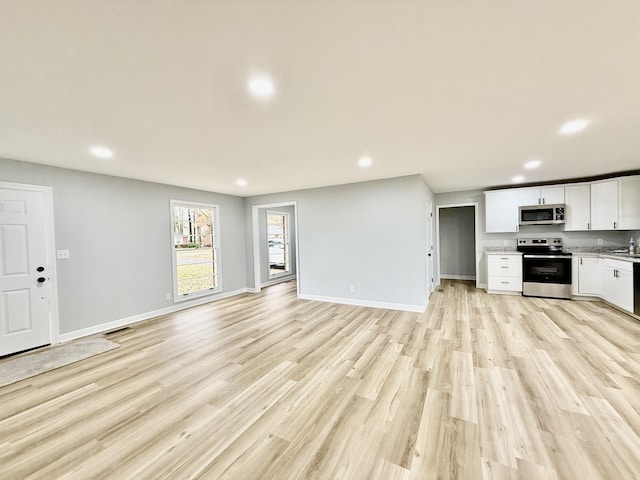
(517, 238), (572, 300)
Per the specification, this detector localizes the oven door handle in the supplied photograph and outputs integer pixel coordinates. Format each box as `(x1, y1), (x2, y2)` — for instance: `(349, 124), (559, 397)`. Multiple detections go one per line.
(523, 254), (571, 259)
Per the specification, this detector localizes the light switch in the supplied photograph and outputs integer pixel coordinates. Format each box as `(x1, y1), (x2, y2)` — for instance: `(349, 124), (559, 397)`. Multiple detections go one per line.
(56, 250), (70, 259)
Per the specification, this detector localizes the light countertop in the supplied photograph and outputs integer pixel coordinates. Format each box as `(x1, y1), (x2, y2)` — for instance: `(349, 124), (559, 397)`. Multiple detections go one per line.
(484, 247), (640, 262)
(569, 249), (640, 263)
(484, 249), (522, 255)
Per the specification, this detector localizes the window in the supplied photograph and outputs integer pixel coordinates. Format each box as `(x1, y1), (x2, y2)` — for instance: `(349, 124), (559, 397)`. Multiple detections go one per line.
(170, 200), (221, 300)
(267, 211), (291, 277)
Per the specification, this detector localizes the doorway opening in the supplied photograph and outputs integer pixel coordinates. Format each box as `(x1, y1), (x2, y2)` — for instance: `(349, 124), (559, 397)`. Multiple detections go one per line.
(436, 203), (480, 287)
(251, 202), (299, 294)
(267, 210), (292, 278)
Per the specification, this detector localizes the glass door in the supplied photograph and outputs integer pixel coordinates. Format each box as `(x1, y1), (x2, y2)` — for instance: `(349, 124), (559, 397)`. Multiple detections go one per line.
(522, 256), (572, 284)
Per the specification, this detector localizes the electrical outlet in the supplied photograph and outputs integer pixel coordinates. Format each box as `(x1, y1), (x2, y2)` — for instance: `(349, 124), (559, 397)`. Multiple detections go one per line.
(597, 238), (604, 245)
(56, 250), (70, 259)
(349, 285), (355, 293)
(165, 293), (172, 301)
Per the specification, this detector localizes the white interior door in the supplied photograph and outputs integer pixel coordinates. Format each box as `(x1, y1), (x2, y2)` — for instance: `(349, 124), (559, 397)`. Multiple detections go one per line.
(426, 200), (434, 296)
(0, 185), (54, 356)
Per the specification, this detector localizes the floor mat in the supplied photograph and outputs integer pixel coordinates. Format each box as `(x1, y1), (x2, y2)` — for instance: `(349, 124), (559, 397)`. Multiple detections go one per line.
(0, 337), (120, 387)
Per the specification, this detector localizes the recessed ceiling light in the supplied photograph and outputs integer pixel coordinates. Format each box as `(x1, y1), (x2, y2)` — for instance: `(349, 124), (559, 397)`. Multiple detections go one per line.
(247, 74), (275, 99)
(235, 178), (247, 187)
(524, 160), (542, 169)
(89, 146), (113, 159)
(559, 119), (589, 135)
(358, 156), (373, 168)
(511, 175), (525, 183)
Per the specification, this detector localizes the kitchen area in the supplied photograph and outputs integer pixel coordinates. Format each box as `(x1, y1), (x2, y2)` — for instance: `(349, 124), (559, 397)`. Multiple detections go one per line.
(480, 172), (640, 319)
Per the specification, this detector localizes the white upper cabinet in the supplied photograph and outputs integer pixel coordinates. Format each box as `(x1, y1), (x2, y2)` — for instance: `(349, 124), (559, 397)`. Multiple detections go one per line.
(485, 174), (637, 233)
(564, 184), (591, 231)
(485, 190), (519, 233)
(619, 175), (640, 230)
(517, 186), (564, 206)
(590, 180), (619, 230)
(517, 188), (542, 206)
(541, 186), (565, 205)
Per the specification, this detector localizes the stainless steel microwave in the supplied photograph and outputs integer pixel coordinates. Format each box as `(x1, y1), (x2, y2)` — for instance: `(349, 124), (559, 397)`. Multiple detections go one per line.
(519, 204), (566, 225)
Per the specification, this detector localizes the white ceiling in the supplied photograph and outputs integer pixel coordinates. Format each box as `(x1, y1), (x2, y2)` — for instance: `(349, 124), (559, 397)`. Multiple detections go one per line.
(1, 1), (639, 196)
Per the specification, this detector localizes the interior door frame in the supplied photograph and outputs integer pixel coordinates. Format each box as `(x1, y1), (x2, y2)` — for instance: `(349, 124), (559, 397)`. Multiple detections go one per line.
(265, 209), (292, 281)
(426, 199), (434, 298)
(435, 202), (480, 288)
(0, 181), (60, 345)
(251, 201), (300, 296)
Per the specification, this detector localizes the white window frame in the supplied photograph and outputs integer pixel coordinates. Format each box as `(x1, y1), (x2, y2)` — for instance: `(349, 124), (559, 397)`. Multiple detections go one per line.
(170, 200), (222, 302)
(267, 210), (291, 279)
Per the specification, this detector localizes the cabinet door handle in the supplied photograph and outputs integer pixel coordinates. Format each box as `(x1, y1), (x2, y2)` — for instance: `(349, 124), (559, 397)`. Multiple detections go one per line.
(580, 258), (583, 265)
(587, 222), (590, 230)
(542, 198), (545, 205)
(614, 221), (617, 229)
(501, 266), (509, 269)
(501, 281), (509, 284)
(500, 257), (509, 260)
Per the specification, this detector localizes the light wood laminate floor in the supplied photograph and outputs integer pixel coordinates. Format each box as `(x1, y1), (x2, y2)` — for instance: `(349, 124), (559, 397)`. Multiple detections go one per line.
(1, 280), (639, 479)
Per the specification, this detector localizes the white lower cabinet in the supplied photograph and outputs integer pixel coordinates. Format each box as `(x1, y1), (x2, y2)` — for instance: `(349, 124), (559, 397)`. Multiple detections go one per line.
(601, 258), (634, 313)
(573, 256), (602, 296)
(487, 253), (522, 293)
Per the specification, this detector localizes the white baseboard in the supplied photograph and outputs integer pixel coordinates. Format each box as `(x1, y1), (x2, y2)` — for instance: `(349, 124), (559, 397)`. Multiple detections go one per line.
(298, 293), (428, 313)
(58, 288), (250, 343)
(477, 282), (487, 290)
(441, 274), (476, 281)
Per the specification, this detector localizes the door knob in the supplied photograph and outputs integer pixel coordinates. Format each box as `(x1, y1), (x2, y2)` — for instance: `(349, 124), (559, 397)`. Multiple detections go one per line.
(37, 277), (46, 283)
(37, 266), (45, 272)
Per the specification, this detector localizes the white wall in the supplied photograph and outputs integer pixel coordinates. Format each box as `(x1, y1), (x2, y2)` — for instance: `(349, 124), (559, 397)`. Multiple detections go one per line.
(0, 157), (247, 335)
(245, 175), (435, 310)
(439, 206), (476, 278)
(2, 157), (437, 338)
(5, 153), (635, 337)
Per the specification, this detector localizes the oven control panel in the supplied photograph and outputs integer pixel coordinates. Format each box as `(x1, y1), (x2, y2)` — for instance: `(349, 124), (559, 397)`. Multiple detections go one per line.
(518, 238), (563, 247)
